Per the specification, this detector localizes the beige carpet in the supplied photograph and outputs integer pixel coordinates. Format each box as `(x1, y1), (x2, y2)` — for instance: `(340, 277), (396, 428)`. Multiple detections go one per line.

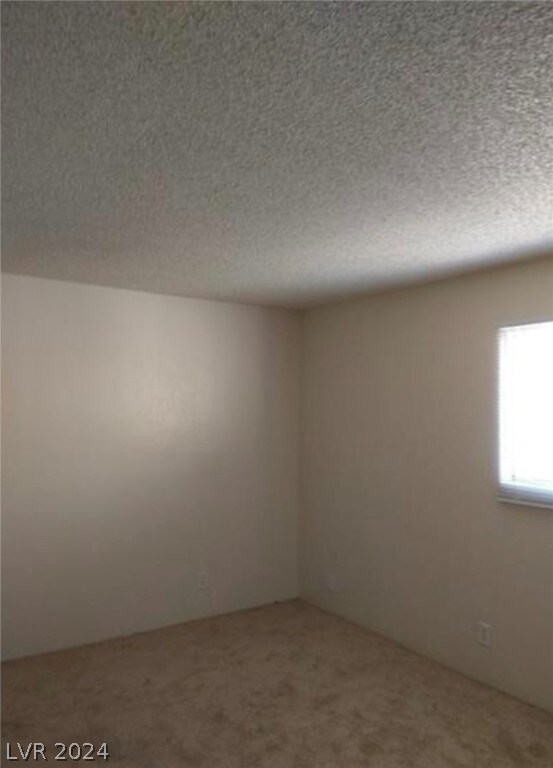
(2, 600), (552, 767)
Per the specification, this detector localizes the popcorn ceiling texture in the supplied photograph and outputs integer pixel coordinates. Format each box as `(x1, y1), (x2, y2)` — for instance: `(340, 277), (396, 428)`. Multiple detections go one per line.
(2, 1), (552, 307)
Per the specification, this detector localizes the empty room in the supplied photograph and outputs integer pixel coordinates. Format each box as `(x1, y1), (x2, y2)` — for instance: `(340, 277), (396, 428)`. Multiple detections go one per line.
(1, 1), (552, 766)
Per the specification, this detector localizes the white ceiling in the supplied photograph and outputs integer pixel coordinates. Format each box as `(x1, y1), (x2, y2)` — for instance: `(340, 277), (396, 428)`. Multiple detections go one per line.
(2, 1), (552, 307)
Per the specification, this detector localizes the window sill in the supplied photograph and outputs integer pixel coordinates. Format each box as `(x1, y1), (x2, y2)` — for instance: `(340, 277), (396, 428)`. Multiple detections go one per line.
(496, 495), (553, 511)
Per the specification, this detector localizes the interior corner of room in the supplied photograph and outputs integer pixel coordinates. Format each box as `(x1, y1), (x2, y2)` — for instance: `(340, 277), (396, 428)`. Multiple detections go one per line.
(3, 257), (553, 716)
(2, 1), (553, 763)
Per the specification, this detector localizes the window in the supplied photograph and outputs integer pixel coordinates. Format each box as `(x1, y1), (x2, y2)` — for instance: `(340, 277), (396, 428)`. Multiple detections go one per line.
(498, 320), (553, 508)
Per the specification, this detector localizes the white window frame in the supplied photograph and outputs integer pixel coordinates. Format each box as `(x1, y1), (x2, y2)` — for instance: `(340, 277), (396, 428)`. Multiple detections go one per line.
(496, 319), (553, 510)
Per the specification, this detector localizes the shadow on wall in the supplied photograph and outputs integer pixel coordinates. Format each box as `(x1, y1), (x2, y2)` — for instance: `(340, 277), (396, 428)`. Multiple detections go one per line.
(1, 276), (299, 659)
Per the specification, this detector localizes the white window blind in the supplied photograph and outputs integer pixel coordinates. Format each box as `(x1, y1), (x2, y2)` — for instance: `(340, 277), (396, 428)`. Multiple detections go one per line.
(498, 320), (553, 508)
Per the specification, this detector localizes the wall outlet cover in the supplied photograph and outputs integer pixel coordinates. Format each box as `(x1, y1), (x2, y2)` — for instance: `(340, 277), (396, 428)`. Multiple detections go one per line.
(197, 570), (210, 590)
(477, 621), (492, 647)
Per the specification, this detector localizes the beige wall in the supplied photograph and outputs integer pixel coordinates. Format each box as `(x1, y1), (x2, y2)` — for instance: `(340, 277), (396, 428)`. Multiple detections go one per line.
(300, 258), (553, 712)
(1, 275), (299, 659)
(3, 260), (553, 712)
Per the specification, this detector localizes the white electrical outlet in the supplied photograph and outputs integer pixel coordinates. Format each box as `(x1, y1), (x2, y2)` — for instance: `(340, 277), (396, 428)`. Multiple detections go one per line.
(197, 569), (209, 590)
(477, 621), (492, 647)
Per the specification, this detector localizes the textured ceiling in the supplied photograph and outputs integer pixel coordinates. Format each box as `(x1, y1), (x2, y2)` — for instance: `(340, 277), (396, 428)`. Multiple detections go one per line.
(2, 1), (552, 307)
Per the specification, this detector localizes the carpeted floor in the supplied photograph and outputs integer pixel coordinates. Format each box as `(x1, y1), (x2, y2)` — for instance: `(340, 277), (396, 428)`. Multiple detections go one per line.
(2, 600), (552, 767)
